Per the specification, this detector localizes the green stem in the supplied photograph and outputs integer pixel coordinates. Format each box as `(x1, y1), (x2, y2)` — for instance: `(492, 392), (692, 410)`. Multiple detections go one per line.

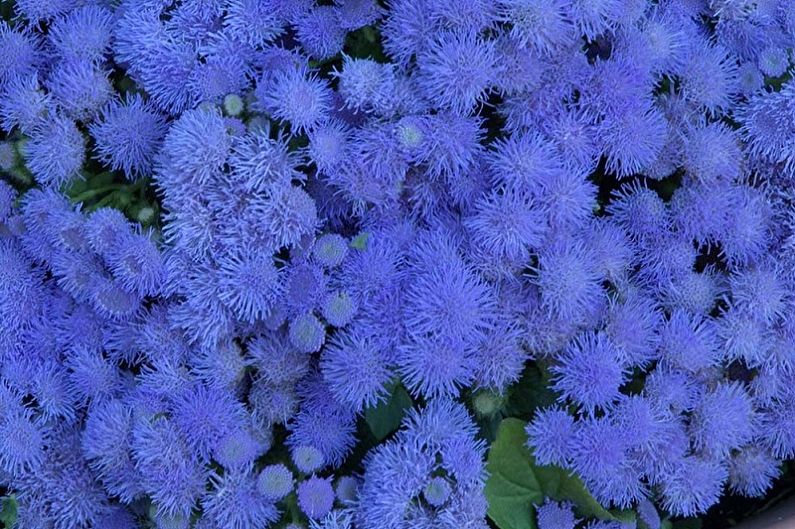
(70, 184), (125, 203)
(86, 192), (119, 212)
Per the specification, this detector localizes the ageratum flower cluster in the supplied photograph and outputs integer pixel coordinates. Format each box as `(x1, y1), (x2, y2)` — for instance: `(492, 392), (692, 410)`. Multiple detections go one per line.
(1, 0), (795, 528)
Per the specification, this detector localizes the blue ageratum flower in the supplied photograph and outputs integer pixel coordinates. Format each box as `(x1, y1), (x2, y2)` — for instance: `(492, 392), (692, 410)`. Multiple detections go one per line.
(465, 187), (547, 264)
(690, 382), (757, 458)
(31, 360), (77, 422)
(23, 114), (85, 188)
(334, 57), (404, 116)
(292, 444), (326, 473)
(681, 122), (743, 183)
(81, 398), (143, 502)
(336, 0), (384, 30)
(535, 500), (578, 529)
(680, 40), (739, 115)
(658, 309), (721, 373)
(416, 29), (497, 115)
(607, 181), (669, 242)
(287, 374), (358, 467)
(729, 263), (789, 324)
(202, 470), (280, 529)
(257, 463), (294, 500)
(381, 0), (434, 67)
(257, 68), (334, 134)
(322, 290), (358, 327)
(660, 456), (728, 517)
(0, 179), (17, 221)
(288, 312), (327, 353)
(191, 339), (248, 391)
(65, 346), (123, 407)
(228, 130), (303, 192)
(567, 0), (621, 39)
(354, 398), (486, 529)
(320, 328), (392, 411)
(298, 476), (336, 519)
(570, 416), (645, 508)
(403, 237), (496, 344)
(498, 0), (575, 55)
(427, 0), (497, 32)
(48, 5), (114, 63)
(263, 185), (319, 249)
(0, 21), (41, 86)
(719, 185), (771, 267)
(552, 331), (628, 414)
(91, 276), (142, 320)
(295, 6), (347, 60)
(605, 294), (662, 367)
(0, 410), (45, 476)
(307, 119), (353, 175)
(46, 59), (113, 121)
(728, 447), (781, 499)
(0, 73), (50, 133)
(90, 94), (168, 179)
(525, 406), (576, 466)
(159, 107), (231, 186)
(532, 238), (605, 324)
(487, 132), (563, 190)
(131, 416), (209, 518)
(283, 262), (327, 317)
(137, 38), (198, 116)
(14, 0), (76, 23)
(106, 230), (164, 298)
(758, 386), (795, 459)
(313, 233), (349, 268)
(188, 34), (253, 105)
(217, 247), (283, 323)
(472, 321), (528, 391)
(170, 382), (248, 463)
(247, 331), (310, 386)
(224, 0), (285, 47)
(599, 103), (669, 179)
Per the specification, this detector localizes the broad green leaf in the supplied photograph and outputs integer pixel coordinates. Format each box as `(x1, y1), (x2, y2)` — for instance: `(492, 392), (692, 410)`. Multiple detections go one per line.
(1, 496), (17, 528)
(535, 464), (615, 520)
(672, 519), (703, 529)
(486, 418), (635, 529)
(503, 364), (558, 419)
(611, 509), (639, 526)
(350, 232), (370, 250)
(485, 418), (544, 529)
(364, 384), (412, 441)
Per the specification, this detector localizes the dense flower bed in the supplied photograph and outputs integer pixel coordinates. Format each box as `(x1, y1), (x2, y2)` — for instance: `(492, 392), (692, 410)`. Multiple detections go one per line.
(1, 1), (795, 529)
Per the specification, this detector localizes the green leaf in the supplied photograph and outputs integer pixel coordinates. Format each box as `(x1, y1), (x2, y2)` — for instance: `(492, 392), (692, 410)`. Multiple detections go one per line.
(486, 418), (634, 529)
(535, 464), (615, 520)
(611, 510), (639, 526)
(1, 496), (17, 528)
(503, 363), (558, 419)
(364, 384), (412, 441)
(344, 25), (388, 62)
(672, 519), (703, 529)
(485, 418), (544, 529)
(350, 232), (370, 250)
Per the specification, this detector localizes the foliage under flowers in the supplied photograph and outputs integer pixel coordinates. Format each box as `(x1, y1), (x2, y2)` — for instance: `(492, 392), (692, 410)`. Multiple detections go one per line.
(1, 1), (795, 529)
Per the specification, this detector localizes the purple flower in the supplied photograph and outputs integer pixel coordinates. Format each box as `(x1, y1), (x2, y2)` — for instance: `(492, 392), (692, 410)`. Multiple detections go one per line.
(525, 407), (576, 466)
(416, 30), (497, 115)
(23, 114), (85, 188)
(552, 331), (627, 413)
(90, 94), (168, 178)
(298, 476), (336, 519)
